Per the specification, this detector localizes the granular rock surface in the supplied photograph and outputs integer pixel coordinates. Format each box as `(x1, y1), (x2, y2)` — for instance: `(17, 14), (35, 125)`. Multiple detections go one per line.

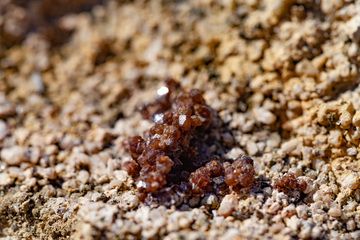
(0, 0), (360, 239)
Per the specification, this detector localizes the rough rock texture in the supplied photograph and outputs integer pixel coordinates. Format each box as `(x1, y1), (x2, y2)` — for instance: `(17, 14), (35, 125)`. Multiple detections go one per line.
(0, 0), (360, 239)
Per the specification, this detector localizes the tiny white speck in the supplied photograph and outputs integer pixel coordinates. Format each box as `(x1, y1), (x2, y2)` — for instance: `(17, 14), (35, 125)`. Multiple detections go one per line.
(136, 181), (147, 188)
(31, 72), (44, 93)
(164, 138), (173, 145)
(157, 86), (169, 96)
(152, 134), (161, 139)
(154, 113), (164, 123)
(151, 182), (159, 188)
(178, 114), (187, 126)
(212, 210), (217, 217)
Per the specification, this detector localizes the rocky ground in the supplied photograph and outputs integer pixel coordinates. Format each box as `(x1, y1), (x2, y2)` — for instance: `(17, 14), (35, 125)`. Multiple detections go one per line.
(0, 0), (359, 239)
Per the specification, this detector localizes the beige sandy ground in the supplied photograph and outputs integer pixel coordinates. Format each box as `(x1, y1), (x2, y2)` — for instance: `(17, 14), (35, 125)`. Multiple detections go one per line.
(0, 0), (359, 239)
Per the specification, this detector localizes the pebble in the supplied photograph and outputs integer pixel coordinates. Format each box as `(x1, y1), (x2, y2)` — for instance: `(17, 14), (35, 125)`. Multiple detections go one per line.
(119, 191), (139, 210)
(225, 147), (245, 159)
(37, 167), (57, 180)
(346, 147), (357, 156)
(77, 170), (90, 184)
(218, 194), (238, 217)
(31, 72), (45, 93)
(266, 133), (281, 148)
(246, 141), (258, 155)
(201, 194), (219, 209)
(346, 219), (356, 231)
(328, 130), (343, 147)
(267, 202), (281, 214)
(253, 108), (276, 125)
(220, 228), (241, 240)
(352, 110), (360, 127)
(328, 206), (342, 218)
(0, 120), (8, 140)
(0, 102), (16, 119)
(280, 139), (299, 154)
(311, 226), (322, 238)
(242, 120), (255, 132)
(0, 172), (12, 186)
(350, 231), (360, 240)
(1, 146), (29, 165)
(113, 170), (128, 183)
(299, 221), (312, 239)
(285, 216), (300, 231)
(79, 202), (118, 230)
(296, 205), (309, 219)
(341, 173), (359, 190)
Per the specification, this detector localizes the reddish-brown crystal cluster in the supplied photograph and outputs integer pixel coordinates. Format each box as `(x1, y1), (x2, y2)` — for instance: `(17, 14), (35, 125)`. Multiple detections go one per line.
(224, 155), (255, 188)
(274, 173), (307, 198)
(123, 80), (256, 201)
